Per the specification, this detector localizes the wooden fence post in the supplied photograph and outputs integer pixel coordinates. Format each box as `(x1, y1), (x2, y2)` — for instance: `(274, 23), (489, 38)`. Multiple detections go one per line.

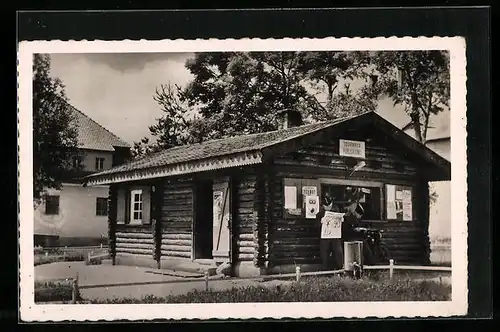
(71, 273), (79, 304)
(295, 266), (301, 282)
(389, 259), (394, 280)
(204, 272), (209, 291)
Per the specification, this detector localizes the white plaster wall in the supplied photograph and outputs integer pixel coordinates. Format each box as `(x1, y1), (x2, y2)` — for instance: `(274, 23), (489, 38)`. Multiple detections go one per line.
(426, 140), (451, 240)
(80, 150), (114, 172)
(34, 184), (109, 238)
(426, 140), (450, 161)
(428, 181), (451, 239)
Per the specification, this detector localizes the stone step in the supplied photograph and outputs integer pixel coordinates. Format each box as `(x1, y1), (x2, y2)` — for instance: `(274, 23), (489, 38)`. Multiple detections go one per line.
(160, 260), (218, 276)
(193, 259), (218, 266)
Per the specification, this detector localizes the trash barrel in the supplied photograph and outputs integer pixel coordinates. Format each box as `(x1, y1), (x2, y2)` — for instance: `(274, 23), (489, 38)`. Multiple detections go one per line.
(344, 241), (363, 272)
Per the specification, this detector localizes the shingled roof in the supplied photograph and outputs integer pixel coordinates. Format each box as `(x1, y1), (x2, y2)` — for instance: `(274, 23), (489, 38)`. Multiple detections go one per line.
(85, 111), (451, 185)
(68, 104), (130, 151)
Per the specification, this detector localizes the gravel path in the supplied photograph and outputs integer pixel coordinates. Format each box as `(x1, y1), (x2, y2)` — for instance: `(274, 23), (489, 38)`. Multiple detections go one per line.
(35, 262), (289, 301)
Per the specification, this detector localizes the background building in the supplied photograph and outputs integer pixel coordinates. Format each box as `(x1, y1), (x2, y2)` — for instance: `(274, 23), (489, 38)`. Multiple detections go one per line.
(34, 104), (131, 247)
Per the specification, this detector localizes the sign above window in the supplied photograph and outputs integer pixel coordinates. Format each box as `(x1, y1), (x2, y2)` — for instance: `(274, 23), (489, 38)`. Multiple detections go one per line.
(339, 139), (366, 159)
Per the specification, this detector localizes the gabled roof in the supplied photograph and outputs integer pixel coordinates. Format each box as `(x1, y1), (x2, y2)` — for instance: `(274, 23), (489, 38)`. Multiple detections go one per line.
(85, 111), (451, 185)
(68, 104), (130, 151)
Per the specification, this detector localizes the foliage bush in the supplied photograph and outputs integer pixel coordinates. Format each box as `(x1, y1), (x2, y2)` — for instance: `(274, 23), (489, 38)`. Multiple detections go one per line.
(84, 275), (451, 304)
(34, 252), (86, 266)
(34, 280), (77, 303)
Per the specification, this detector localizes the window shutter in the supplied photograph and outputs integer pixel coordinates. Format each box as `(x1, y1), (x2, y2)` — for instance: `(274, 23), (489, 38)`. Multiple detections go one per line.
(125, 189), (131, 223)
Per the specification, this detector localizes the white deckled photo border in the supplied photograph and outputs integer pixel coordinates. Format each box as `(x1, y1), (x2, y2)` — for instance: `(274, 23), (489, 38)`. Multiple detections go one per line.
(18, 36), (468, 321)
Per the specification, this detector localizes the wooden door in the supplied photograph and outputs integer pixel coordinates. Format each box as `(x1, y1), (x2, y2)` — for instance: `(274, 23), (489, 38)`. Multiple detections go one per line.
(212, 178), (232, 263)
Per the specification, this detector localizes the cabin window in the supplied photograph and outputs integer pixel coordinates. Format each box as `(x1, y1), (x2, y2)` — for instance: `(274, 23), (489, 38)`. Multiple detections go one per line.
(96, 197), (108, 216)
(45, 195), (60, 215)
(282, 178), (321, 218)
(320, 184), (382, 220)
(129, 189), (143, 224)
(385, 184), (413, 221)
(95, 157), (105, 170)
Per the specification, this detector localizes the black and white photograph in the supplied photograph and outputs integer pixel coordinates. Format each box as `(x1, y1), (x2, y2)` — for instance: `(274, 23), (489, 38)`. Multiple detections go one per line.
(18, 36), (468, 321)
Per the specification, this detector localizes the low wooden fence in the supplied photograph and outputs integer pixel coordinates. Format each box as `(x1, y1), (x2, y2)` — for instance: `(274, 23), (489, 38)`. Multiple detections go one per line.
(35, 259), (451, 304)
(35, 245), (109, 253)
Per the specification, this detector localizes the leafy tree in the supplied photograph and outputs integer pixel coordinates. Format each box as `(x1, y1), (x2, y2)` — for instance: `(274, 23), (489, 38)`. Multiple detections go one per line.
(184, 51), (311, 136)
(295, 51), (378, 120)
(370, 50), (450, 143)
(133, 51), (376, 156)
(33, 54), (79, 202)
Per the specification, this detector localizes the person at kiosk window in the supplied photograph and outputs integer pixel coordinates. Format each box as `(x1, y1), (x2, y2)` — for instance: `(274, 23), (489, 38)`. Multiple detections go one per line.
(318, 191), (344, 270)
(343, 187), (376, 264)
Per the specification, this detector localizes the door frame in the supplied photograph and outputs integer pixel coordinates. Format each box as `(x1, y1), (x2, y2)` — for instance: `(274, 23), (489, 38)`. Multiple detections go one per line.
(191, 178), (214, 261)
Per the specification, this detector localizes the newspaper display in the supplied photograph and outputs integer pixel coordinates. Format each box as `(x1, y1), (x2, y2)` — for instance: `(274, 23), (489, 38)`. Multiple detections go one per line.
(320, 211), (345, 239)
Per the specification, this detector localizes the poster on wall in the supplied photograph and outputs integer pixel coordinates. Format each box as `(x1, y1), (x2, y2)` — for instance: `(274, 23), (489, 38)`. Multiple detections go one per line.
(386, 184), (397, 219)
(305, 195), (320, 219)
(284, 186), (297, 209)
(302, 185), (317, 208)
(321, 211), (345, 239)
(402, 189), (413, 221)
(213, 191), (223, 227)
(386, 184), (413, 221)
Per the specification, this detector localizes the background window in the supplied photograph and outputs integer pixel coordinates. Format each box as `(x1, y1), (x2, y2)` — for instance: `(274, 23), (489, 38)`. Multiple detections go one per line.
(95, 157), (105, 170)
(45, 195), (60, 215)
(72, 156), (83, 169)
(96, 197), (108, 216)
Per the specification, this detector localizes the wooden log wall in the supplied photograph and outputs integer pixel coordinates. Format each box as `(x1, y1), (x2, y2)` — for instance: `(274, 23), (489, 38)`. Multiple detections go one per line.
(267, 128), (431, 266)
(415, 177), (431, 264)
(362, 220), (429, 264)
(115, 224), (154, 258)
(253, 171), (268, 267)
(160, 178), (193, 259)
(269, 175), (322, 266)
(108, 185), (118, 264)
(274, 138), (419, 178)
(151, 181), (164, 266)
(232, 172), (259, 264)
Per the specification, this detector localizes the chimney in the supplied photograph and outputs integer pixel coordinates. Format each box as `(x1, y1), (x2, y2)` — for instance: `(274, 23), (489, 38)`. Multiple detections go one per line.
(277, 108), (303, 130)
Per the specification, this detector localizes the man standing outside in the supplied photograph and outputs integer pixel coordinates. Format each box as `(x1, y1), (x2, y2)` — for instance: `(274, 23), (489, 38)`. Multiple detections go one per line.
(318, 191), (345, 270)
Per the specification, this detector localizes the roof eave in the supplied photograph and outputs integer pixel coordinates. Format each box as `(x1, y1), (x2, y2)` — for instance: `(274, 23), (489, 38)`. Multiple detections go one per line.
(85, 150), (263, 186)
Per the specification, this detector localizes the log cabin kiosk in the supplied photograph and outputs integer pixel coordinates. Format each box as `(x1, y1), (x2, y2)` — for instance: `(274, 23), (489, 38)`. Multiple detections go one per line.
(84, 110), (451, 277)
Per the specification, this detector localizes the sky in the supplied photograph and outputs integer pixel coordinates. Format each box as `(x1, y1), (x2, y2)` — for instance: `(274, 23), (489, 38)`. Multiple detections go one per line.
(50, 52), (450, 146)
(50, 53), (195, 144)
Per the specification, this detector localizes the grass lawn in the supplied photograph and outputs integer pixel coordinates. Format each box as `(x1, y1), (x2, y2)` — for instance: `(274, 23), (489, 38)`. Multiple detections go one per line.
(35, 280), (75, 303)
(80, 275), (451, 304)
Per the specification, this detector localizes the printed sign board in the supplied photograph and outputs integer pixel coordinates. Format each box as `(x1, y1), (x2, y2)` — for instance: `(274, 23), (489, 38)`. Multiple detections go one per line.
(305, 195), (319, 219)
(302, 185), (317, 209)
(339, 139), (366, 159)
(302, 186), (317, 197)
